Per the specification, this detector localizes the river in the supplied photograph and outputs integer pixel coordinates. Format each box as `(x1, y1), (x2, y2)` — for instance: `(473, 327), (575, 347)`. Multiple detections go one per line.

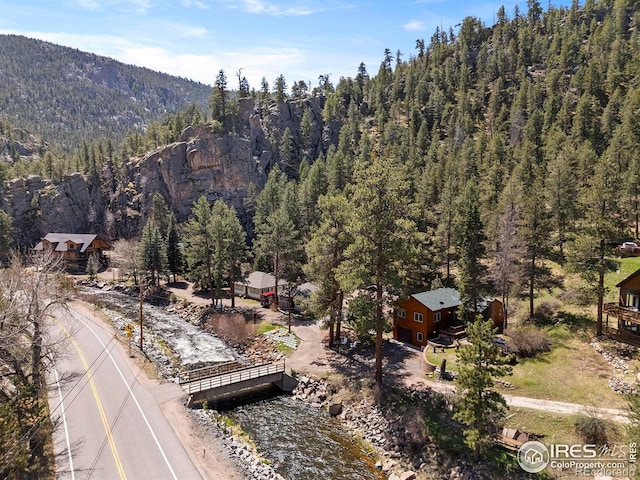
(90, 287), (386, 480)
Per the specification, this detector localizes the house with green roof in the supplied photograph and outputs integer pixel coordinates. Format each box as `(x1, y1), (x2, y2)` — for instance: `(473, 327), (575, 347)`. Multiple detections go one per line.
(393, 287), (504, 348)
(393, 288), (462, 348)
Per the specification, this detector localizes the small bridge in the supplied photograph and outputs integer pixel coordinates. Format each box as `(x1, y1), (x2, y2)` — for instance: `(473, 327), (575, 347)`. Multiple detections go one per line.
(182, 361), (297, 407)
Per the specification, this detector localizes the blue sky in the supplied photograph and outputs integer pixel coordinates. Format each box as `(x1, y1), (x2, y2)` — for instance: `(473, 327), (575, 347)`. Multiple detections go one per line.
(0, 0), (573, 89)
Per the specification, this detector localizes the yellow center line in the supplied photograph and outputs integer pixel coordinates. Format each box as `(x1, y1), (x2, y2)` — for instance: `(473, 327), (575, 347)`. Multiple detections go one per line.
(58, 322), (128, 480)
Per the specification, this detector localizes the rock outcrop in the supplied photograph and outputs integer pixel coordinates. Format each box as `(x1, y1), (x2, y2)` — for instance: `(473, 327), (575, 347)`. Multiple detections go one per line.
(107, 125), (264, 237)
(1, 173), (105, 245)
(2, 95), (335, 245)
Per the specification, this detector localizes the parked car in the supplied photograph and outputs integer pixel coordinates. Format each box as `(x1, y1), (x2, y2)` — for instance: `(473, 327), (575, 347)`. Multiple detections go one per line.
(260, 291), (277, 308)
(618, 242), (640, 256)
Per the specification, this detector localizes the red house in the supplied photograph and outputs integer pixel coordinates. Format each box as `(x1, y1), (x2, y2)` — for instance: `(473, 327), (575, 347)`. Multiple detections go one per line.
(393, 288), (462, 348)
(393, 288), (505, 348)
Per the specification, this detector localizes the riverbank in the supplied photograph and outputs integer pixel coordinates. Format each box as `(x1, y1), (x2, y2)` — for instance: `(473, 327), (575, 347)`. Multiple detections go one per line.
(80, 280), (485, 479)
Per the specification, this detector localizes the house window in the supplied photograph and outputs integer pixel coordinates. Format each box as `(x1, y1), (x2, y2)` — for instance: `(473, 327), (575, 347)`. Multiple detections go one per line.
(434, 312), (442, 322)
(626, 292), (639, 310)
(417, 332), (424, 343)
(397, 308), (406, 318)
(414, 312), (423, 323)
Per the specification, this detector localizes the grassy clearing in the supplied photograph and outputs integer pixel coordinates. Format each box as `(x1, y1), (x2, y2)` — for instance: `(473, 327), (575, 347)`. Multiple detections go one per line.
(256, 321), (279, 335)
(425, 308), (631, 407)
(504, 408), (581, 445)
(505, 407), (630, 452)
(507, 320), (622, 406)
(425, 347), (460, 373)
(605, 255), (640, 297)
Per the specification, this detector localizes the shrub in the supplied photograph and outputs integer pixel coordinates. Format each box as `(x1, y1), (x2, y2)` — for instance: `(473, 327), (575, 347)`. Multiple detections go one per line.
(574, 411), (615, 445)
(532, 300), (561, 323)
(505, 325), (551, 358)
(205, 313), (256, 345)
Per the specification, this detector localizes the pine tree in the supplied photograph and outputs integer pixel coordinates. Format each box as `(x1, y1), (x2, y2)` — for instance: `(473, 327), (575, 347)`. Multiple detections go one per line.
(517, 156), (552, 319)
(456, 177), (488, 316)
(86, 253), (99, 279)
(337, 154), (421, 385)
(305, 193), (352, 347)
(183, 196), (216, 305)
(166, 213), (183, 283)
(274, 74), (287, 103)
(149, 192), (170, 238)
(0, 210), (13, 265)
(569, 147), (624, 336)
(209, 69), (228, 128)
(221, 204), (248, 308)
(138, 221), (167, 285)
(279, 127), (295, 175)
(300, 108), (313, 155)
(454, 319), (512, 459)
(254, 205), (300, 301)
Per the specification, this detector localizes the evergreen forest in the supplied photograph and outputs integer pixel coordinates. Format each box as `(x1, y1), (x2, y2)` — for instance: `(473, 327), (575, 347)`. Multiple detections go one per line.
(3, 0), (640, 476)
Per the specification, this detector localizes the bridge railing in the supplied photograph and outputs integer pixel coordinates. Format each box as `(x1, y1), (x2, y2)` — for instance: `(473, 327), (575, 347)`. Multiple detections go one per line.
(178, 361), (246, 384)
(184, 361), (286, 394)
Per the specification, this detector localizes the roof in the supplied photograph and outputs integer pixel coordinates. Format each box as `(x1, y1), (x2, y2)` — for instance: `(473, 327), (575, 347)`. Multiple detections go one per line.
(616, 268), (640, 288)
(296, 282), (318, 297)
(411, 288), (462, 311)
(34, 233), (105, 253)
(239, 271), (277, 289)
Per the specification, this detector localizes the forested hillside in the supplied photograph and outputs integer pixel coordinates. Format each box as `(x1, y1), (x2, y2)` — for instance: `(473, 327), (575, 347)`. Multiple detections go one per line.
(4, 1), (640, 476)
(2, 0), (640, 307)
(0, 34), (211, 150)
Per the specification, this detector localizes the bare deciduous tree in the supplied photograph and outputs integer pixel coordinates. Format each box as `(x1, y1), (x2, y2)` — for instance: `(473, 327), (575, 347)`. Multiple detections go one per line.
(0, 250), (73, 479)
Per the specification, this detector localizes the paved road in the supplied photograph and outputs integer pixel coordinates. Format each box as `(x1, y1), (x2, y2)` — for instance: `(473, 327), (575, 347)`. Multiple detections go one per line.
(48, 305), (203, 480)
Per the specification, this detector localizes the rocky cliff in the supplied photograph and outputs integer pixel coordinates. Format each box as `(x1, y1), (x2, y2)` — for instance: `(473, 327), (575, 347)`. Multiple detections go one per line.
(1, 95), (335, 245)
(1, 173), (105, 246)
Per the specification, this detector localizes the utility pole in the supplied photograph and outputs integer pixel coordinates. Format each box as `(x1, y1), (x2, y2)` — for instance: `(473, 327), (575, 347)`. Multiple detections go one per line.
(287, 284), (292, 334)
(139, 281), (144, 351)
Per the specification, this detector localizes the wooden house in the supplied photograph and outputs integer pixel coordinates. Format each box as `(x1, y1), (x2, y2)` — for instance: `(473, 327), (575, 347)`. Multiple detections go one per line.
(392, 288), (505, 348)
(603, 269), (640, 346)
(477, 298), (505, 332)
(393, 288), (462, 348)
(33, 233), (110, 262)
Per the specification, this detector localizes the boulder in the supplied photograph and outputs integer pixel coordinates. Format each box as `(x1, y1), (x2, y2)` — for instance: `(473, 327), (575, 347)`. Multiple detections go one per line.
(328, 402), (343, 416)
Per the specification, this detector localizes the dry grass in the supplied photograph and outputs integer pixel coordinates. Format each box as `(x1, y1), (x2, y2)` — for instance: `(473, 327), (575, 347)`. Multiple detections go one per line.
(504, 408), (581, 445)
(425, 310), (624, 408)
(508, 321), (620, 406)
(204, 313), (257, 345)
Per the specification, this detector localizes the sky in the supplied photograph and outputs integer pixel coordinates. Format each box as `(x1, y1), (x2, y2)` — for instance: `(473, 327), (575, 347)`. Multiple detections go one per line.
(0, 0), (574, 90)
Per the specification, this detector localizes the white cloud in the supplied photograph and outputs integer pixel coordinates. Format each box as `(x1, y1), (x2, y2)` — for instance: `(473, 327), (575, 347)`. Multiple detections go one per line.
(181, 0), (209, 8)
(217, 0), (316, 16)
(160, 22), (209, 39)
(70, 0), (153, 12)
(404, 20), (424, 31)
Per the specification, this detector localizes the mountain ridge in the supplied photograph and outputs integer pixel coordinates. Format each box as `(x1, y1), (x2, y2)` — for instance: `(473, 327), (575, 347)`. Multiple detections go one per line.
(0, 34), (212, 150)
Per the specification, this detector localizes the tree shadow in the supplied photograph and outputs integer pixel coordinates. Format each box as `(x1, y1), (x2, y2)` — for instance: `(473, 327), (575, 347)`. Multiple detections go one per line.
(553, 310), (594, 331)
